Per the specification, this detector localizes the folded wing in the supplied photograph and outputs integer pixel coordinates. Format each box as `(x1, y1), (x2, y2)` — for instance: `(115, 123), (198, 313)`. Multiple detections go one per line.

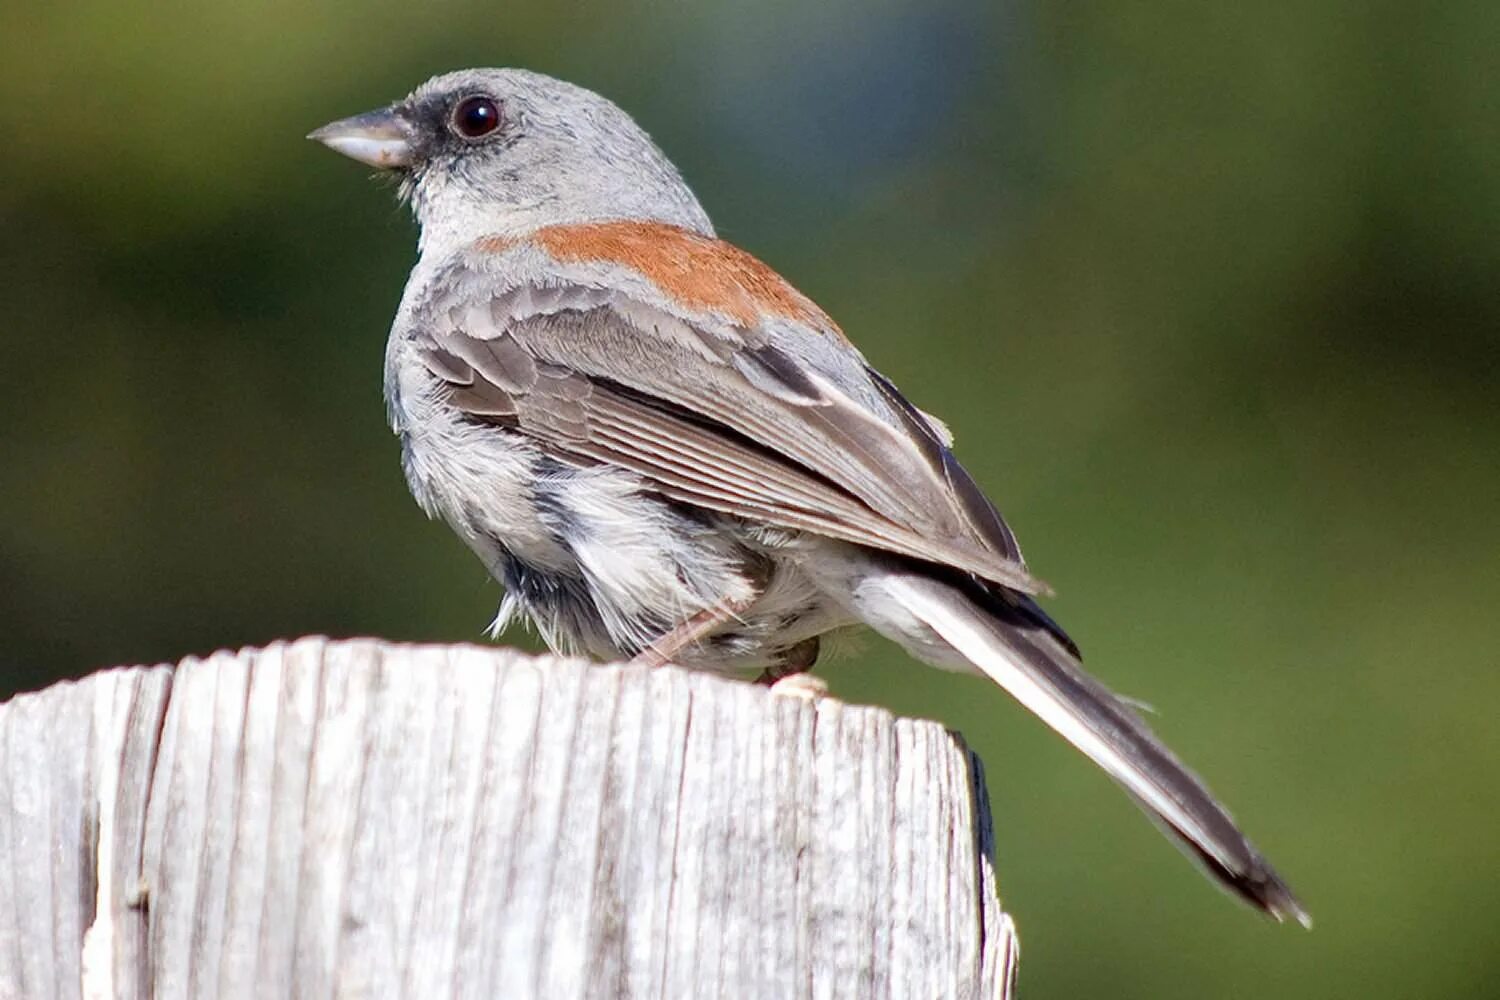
(406, 270), (1048, 595)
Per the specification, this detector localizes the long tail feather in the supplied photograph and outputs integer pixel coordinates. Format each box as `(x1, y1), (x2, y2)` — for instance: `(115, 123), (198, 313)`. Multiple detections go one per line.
(883, 573), (1309, 925)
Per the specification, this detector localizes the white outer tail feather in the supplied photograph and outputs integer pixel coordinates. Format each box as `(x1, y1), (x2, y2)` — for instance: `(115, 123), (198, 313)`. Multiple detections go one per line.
(889, 576), (1229, 873)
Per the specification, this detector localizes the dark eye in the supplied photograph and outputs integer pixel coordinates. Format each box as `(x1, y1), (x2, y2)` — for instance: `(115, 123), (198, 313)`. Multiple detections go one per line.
(450, 95), (502, 139)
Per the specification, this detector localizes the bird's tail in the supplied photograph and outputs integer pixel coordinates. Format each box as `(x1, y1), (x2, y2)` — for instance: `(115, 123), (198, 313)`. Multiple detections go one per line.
(867, 570), (1309, 925)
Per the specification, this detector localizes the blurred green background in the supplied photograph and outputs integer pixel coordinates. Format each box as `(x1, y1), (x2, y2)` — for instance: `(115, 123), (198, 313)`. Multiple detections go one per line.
(2, 1), (1495, 996)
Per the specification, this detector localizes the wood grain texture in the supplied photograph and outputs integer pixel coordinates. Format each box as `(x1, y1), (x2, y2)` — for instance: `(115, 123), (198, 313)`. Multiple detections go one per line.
(0, 638), (1017, 999)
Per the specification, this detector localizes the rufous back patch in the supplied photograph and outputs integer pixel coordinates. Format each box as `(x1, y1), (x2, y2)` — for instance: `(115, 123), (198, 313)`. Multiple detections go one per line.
(522, 221), (842, 334)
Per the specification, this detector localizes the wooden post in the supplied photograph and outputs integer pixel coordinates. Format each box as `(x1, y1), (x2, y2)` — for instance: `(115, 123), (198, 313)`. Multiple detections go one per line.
(0, 637), (1017, 999)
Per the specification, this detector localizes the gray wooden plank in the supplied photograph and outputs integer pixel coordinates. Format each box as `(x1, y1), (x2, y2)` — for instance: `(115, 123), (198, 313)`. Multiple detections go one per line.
(0, 638), (1015, 999)
(1, 678), (78, 999)
(86, 664), (172, 1000)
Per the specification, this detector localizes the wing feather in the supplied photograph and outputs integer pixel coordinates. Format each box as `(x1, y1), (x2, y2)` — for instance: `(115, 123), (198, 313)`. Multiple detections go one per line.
(409, 274), (1048, 595)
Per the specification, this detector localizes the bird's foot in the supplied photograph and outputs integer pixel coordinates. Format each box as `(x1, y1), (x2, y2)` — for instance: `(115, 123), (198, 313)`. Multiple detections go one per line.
(765, 672), (829, 701)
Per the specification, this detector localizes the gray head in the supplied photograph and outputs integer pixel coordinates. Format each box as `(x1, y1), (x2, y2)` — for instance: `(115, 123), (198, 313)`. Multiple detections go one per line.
(310, 68), (712, 253)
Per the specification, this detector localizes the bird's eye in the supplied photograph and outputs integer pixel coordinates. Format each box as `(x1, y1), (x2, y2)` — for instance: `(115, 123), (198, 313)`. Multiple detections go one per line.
(450, 96), (502, 139)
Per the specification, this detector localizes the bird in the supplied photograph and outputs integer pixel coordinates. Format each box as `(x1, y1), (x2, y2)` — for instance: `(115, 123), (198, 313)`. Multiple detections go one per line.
(309, 67), (1308, 926)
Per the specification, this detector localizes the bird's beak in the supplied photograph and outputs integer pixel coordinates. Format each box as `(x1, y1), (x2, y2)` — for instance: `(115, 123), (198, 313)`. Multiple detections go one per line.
(307, 107), (415, 169)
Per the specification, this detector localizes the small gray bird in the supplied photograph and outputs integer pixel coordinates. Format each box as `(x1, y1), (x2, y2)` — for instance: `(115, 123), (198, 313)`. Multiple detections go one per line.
(310, 67), (1307, 925)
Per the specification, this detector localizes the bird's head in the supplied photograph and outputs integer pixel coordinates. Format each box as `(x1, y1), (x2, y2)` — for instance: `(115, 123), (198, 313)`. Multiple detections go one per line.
(310, 68), (712, 253)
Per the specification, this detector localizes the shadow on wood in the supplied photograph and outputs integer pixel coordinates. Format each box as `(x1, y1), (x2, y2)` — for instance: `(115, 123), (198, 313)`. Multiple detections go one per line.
(0, 637), (1017, 999)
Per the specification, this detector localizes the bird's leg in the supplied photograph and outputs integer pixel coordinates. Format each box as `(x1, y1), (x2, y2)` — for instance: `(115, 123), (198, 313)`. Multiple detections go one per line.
(631, 596), (754, 668)
(755, 636), (820, 684)
(757, 637), (828, 699)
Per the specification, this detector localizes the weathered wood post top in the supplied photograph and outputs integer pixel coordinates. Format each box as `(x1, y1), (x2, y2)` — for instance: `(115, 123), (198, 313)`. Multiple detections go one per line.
(0, 637), (1017, 999)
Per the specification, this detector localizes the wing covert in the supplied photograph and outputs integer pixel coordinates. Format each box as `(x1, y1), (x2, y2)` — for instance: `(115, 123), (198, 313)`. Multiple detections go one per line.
(405, 261), (1046, 595)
